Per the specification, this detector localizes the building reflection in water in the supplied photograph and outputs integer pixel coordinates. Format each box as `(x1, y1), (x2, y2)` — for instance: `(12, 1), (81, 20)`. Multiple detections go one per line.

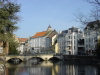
(65, 65), (97, 75)
(2, 61), (99, 75)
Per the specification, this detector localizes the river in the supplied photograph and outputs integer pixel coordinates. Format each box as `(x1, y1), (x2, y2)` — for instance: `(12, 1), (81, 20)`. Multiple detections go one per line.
(0, 60), (99, 75)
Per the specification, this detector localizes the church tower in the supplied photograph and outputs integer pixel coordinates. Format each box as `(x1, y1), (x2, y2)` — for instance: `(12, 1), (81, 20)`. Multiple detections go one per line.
(47, 25), (52, 31)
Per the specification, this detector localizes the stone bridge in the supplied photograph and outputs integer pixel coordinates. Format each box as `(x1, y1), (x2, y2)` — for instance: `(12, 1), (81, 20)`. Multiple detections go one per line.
(5, 54), (54, 61)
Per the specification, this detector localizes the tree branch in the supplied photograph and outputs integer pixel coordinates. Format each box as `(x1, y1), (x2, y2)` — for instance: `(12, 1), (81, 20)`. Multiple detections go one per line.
(87, 0), (100, 6)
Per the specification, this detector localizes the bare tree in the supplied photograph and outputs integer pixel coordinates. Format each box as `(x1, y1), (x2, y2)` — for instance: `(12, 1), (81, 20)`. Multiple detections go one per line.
(0, 0), (16, 3)
(0, 0), (9, 2)
(76, 0), (100, 29)
(87, 0), (100, 6)
(90, 6), (100, 20)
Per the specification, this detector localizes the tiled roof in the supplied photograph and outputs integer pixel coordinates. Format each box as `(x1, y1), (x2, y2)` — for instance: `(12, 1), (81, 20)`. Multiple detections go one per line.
(47, 31), (57, 38)
(18, 38), (28, 42)
(32, 31), (47, 38)
(85, 20), (100, 30)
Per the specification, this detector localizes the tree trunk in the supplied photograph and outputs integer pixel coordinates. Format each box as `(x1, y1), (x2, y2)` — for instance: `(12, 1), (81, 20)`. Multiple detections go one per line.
(3, 41), (9, 55)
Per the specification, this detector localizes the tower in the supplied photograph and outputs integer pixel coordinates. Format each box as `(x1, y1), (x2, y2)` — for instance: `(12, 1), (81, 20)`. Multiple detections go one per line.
(47, 25), (52, 31)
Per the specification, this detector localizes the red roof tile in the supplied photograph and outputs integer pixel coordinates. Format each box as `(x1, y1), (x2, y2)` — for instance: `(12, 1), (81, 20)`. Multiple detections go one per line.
(32, 31), (47, 38)
(18, 38), (28, 42)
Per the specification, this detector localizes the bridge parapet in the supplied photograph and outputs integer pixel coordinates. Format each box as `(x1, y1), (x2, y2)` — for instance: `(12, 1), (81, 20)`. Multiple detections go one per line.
(6, 54), (54, 61)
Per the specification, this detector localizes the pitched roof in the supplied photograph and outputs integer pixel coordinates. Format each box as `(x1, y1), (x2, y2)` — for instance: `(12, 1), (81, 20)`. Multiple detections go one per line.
(18, 38), (28, 42)
(47, 30), (57, 38)
(47, 25), (52, 31)
(84, 20), (100, 30)
(62, 27), (82, 33)
(32, 31), (47, 38)
(48, 25), (52, 28)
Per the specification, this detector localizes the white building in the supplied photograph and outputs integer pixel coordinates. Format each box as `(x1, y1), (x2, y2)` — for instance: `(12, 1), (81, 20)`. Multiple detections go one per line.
(17, 38), (28, 54)
(28, 26), (57, 54)
(58, 27), (85, 55)
(84, 29), (100, 55)
(29, 36), (51, 54)
(84, 20), (100, 55)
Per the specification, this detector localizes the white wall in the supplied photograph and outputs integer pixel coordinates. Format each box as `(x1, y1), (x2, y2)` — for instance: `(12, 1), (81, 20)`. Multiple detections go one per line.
(58, 29), (84, 55)
(17, 43), (25, 54)
(84, 30), (99, 55)
(29, 37), (51, 54)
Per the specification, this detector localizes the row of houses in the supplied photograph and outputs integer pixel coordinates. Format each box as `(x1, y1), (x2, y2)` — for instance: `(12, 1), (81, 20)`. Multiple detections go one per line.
(0, 21), (99, 55)
(18, 23), (100, 55)
(58, 24), (100, 55)
(18, 25), (57, 54)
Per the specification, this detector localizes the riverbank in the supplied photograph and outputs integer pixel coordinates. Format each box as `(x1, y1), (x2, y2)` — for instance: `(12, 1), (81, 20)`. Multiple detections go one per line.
(63, 55), (100, 65)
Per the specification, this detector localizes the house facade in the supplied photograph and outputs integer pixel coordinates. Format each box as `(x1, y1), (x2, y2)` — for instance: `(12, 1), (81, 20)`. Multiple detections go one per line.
(29, 35), (51, 54)
(28, 25), (57, 54)
(84, 21), (100, 55)
(58, 27), (85, 55)
(17, 38), (28, 54)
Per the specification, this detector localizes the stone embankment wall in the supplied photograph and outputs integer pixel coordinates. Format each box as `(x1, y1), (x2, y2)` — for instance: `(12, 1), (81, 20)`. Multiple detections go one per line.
(63, 55), (99, 64)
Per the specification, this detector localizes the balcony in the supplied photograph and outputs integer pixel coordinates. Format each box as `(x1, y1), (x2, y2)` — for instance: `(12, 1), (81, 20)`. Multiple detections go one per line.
(78, 39), (84, 47)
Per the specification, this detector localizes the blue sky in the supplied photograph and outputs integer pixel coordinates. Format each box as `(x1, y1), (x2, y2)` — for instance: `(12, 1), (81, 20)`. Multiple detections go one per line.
(15, 0), (92, 38)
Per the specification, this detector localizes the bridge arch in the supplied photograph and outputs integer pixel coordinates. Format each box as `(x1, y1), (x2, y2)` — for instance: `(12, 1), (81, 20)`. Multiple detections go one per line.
(6, 56), (24, 62)
(38, 54), (53, 60)
(49, 57), (61, 61)
(7, 58), (23, 62)
(26, 54), (54, 61)
(28, 57), (44, 61)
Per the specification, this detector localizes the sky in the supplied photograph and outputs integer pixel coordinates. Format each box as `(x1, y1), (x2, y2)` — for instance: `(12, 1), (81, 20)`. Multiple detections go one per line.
(15, 0), (92, 38)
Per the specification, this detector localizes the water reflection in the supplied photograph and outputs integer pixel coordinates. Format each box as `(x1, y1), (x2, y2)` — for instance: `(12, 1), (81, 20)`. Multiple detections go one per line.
(0, 61), (99, 75)
(0, 64), (5, 75)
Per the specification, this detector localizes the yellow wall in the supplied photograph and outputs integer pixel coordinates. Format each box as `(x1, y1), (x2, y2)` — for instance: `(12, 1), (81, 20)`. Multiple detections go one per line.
(55, 43), (59, 53)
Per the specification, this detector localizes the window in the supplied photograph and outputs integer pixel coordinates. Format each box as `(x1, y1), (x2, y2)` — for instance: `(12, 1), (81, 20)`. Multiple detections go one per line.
(74, 46), (75, 49)
(32, 47), (34, 50)
(69, 36), (70, 39)
(74, 36), (75, 39)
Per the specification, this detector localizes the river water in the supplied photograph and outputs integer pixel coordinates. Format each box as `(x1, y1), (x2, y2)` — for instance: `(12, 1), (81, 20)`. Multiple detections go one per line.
(0, 60), (99, 75)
